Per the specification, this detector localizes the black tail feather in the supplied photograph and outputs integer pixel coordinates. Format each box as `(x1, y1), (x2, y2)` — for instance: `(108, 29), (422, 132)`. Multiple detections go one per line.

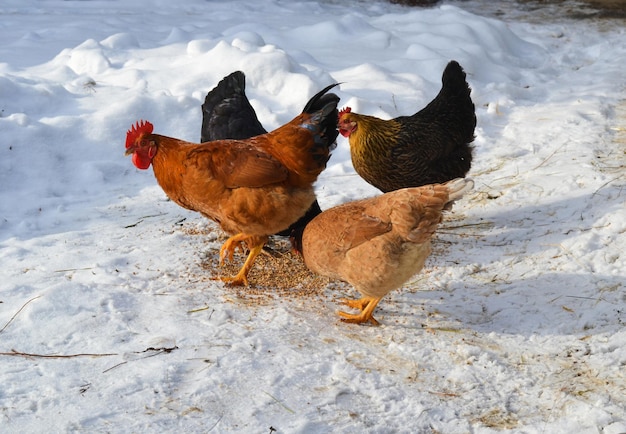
(200, 71), (266, 142)
(302, 83), (340, 114)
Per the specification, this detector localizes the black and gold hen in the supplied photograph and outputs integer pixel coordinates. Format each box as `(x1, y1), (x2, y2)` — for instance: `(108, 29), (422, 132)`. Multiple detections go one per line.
(338, 60), (476, 192)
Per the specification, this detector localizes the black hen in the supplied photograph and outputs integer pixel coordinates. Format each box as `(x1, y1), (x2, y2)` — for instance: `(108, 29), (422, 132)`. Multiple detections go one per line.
(338, 60), (476, 192)
(201, 71), (337, 236)
(201, 71), (265, 142)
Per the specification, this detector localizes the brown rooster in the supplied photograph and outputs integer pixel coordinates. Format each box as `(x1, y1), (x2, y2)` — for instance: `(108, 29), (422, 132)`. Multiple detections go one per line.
(338, 60), (475, 192)
(292, 178), (473, 325)
(125, 83), (339, 286)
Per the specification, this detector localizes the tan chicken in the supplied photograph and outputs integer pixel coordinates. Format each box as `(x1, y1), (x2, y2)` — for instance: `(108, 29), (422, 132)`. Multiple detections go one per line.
(291, 178), (473, 325)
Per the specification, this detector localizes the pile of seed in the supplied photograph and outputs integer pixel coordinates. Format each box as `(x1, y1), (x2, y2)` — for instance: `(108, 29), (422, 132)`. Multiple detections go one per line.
(182, 223), (343, 304)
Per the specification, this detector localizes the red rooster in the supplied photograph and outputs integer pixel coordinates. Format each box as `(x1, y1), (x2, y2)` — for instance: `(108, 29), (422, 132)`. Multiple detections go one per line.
(125, 84), (339, 285)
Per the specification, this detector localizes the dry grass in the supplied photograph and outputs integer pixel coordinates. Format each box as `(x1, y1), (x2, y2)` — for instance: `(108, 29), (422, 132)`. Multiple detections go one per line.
(472, 408), (519, 430)
(609, 97), (626, 148)
(591, 98), (626, 195)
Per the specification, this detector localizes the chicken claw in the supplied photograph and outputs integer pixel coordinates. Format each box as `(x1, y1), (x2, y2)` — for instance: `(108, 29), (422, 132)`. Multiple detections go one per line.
(338, 297), (382, 326)
(220, 270), (250, 287)
(219, 234), (248, 265)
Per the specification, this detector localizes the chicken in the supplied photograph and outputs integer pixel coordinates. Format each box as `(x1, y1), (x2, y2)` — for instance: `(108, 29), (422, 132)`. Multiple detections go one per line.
(338, 60), (476, 192)
(291, 178), (473, 325)
(125, 83), (339, 286)
(200, 71), (327, 236)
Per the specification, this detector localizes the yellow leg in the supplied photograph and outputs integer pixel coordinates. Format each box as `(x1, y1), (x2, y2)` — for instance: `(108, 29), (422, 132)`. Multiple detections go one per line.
(218, 234), (267, 286)
(338, 296), (382, 326)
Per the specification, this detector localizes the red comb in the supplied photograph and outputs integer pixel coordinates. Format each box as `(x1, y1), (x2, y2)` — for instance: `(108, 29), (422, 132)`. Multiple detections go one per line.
(125, 120), (154, 149)
(339, 107), (352, 117)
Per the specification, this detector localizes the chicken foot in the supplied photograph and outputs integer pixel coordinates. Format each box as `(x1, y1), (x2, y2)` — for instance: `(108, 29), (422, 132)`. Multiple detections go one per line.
(219, 233), (249, 264)
(218, 234), (267, 286)
(338, 296), (382, 326)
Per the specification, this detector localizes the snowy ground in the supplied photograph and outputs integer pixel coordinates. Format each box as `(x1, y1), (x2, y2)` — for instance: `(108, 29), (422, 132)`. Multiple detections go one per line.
(1, 0), (624, 432)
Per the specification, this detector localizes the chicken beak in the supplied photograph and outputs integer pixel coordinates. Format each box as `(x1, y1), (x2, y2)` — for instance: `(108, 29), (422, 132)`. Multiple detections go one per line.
(124, 146), (135, 156)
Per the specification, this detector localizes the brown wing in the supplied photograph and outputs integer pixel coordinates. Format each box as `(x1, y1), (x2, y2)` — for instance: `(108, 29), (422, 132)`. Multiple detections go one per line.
(303, 202), (392, 271)
(192, 141), (289, 188)
(334, 206), (392, 252)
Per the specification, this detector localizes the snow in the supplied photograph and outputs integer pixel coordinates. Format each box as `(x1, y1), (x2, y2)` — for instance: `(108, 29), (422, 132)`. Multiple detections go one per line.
(1, 0), (625, 432)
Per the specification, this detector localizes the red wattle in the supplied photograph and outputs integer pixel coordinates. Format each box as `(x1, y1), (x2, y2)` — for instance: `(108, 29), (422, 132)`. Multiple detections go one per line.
(132, 152), (151, 170)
